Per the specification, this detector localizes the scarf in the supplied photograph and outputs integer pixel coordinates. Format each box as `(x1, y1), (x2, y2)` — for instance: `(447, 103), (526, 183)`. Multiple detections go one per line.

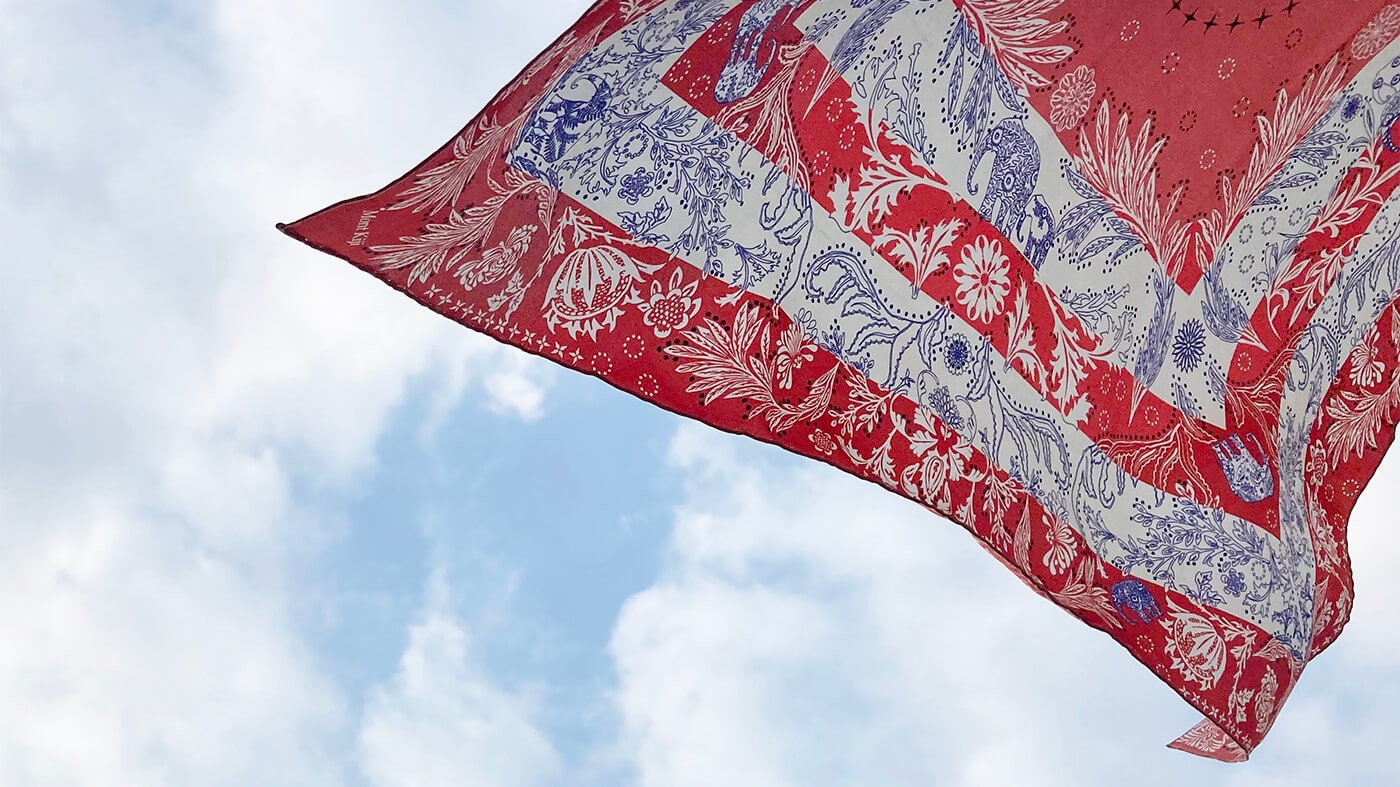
(282, 0), (1400, 760)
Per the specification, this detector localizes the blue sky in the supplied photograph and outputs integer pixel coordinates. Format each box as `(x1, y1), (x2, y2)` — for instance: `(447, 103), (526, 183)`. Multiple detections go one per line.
(3, 1), (1400, 785)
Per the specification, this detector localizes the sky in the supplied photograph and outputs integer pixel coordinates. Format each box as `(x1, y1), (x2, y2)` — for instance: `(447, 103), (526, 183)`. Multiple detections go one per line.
(1, 1), (1399, 785)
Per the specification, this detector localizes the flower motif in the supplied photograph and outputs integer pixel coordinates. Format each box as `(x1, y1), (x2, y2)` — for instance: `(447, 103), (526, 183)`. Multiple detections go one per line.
(619, 168), (656, 204)
(810, 430), (836, 456)
(1341, 93), (1365, 122)
(774, 321), (815, 389)
(1042, 514), (1076, 575)
(944, 334), (973, 374)
(1173, 318), (1206, 371)
(1306, 439), (1329, 487)
(1164, 609), (1228, 690)
(1348, 339), (1385, 387)
(1049, 65), (1096, 130)
(1222, 568), (1246, 598)
(1353, 5), (1400, 60)
(637, 266), (701, 339)
(953, 235), (1011, 323)
(907, 408), (976, 502)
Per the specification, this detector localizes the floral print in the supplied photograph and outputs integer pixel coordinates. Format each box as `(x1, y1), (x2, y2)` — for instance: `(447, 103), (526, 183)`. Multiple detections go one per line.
(1173, 318), (1206, 371)
(1348, 339), (1385, 387)
(1049, 65), (1095, 130)
(810, 429), (837, 455)
(953, 235), (1011, 323)
(638, 266), (701, 338)
(774, 320), (815, 389)
(1353, 5), (1400, 59)
(619, 168), (656, 204)
(286, 0), (1400, 763)
(1043, 513), (1076, 574)
(944, 334), (972, 374)
(1165, 609), (1228, 691)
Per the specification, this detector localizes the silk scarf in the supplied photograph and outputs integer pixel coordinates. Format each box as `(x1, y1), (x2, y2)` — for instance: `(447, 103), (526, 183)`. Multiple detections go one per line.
(282, 0), (1400, 760)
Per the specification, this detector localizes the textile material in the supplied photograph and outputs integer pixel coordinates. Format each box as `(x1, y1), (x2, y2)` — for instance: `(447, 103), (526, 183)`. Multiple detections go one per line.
(281, 0), (1400, 760)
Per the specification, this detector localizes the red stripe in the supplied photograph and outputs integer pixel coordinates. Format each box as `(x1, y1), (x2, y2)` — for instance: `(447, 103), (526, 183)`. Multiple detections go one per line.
(661, 9), (1280, 533)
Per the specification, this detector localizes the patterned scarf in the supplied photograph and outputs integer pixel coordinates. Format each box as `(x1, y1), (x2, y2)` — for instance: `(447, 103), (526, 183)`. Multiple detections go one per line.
(282, 0), (1400, 760)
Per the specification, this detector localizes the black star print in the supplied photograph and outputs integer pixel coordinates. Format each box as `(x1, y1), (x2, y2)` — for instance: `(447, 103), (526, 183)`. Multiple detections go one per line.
(1227, 15), (1244, 31)
(1183, 8), (1198, 24)
(1203, 13), (1219, 31)
(1255, 9), (1272, 27)
(1170, 0), (1183, 12)
(1284, 0), (1300, 14)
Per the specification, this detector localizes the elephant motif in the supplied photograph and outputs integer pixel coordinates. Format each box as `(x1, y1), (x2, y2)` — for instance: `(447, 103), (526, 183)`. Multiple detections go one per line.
(968, 118), (1041, 239)
(715, 0), (804, 105)
(1111, 579), (1164, 625)
(520, 75), (613, 163)
(1212, 433), (1276, 503)
(1369, 76), (1400, 152)
(1018, 194), (1056, 270)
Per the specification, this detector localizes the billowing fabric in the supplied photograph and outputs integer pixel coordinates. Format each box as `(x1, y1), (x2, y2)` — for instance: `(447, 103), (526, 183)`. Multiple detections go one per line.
(281, 0), (1400, 760)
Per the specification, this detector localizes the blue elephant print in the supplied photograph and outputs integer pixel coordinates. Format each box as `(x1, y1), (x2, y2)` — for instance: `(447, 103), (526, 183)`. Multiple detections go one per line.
(1111, 579), (1164, 625)
(1019, 194), (1056, 270)
(968, 118), (1056, 265)
(715, 0), (804, 105)
(968, 118), (1039, 234)
(1212, 433), (1276, 503)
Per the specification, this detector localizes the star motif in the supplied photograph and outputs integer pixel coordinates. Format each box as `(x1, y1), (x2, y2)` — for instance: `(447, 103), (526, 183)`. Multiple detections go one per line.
(1183, 8), (1198, 24)
(508, 325), (521, 338)
(1283, 0), (1299, 13)
(1227, 14), (1243, 31)
(1203, 13), (1218, 31)
(1254, 9), (1271, 27)
(569, 350), (583, 364)
(1170, 0), (1183, 11)
(522, 330), (536, 345)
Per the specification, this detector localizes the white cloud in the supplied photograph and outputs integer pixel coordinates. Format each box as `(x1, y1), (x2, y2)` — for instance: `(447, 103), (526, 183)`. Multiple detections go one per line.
(359, 567), (562, 787)
(0, 0), (585, 783)
(608, 423), (1400, 786)
(7, 0), (1400, 784)
(0, 510), (348, 787)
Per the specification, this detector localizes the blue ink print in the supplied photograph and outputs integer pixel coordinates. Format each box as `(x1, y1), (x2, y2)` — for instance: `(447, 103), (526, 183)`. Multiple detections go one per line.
(715, 0), (803, 104)
(1173, 318), (1206, 371)
(1212, 433), (1275, 503)
(945, 334), (972, 374)
(1111, 579), (1164, 625)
